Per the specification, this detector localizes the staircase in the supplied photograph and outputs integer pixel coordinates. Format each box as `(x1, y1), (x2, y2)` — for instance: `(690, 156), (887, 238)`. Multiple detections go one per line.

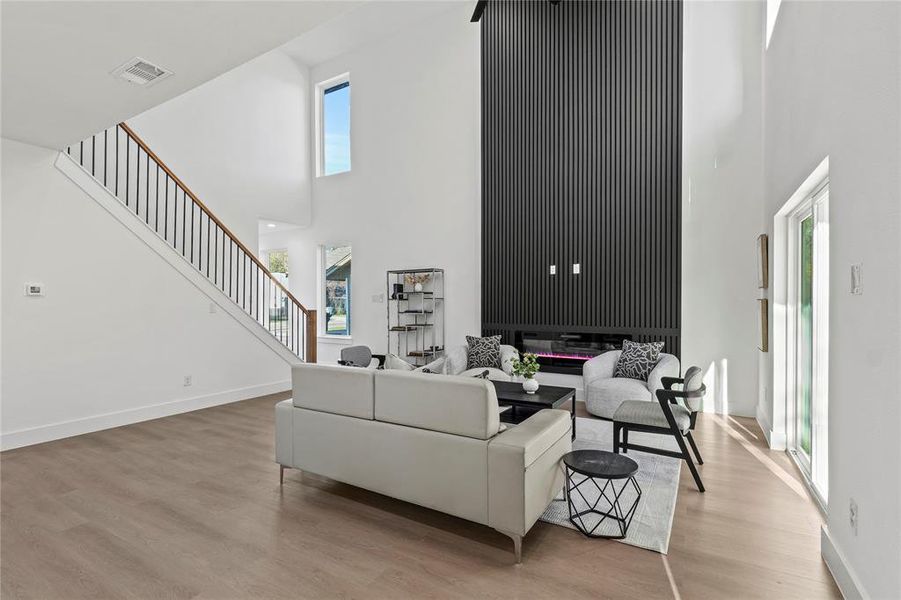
(63, 123), (317, 363)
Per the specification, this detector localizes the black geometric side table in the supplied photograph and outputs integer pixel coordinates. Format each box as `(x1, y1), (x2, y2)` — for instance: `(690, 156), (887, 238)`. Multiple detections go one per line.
(562, 449), (642, 539)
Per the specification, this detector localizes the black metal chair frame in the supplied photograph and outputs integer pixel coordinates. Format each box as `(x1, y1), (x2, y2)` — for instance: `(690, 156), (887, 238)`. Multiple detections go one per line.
(612, 376), (707, 492)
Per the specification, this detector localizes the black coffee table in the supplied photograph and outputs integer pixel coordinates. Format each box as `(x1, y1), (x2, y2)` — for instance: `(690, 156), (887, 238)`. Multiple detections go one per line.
(562, 449), (642, 539)
(491, 381), (576, 440)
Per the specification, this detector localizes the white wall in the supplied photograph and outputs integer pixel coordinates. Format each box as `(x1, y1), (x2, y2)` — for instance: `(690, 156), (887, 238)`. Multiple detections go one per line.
(682, 0), (765, 418)
(1, 138), (290, 449)
(762, 2), (901, 597)
(260, 4), (480, 364)
(128, 49), (313, 252)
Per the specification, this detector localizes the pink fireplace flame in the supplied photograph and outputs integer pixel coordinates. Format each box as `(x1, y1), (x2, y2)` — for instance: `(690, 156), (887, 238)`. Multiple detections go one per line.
(533, 352), (596, 361)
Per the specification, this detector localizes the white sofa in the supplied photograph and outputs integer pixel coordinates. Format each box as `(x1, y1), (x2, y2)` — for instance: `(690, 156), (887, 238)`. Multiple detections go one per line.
(276, 363), (572, 563)
(583, 351), (680, 419)
(442, 344), (519, 381)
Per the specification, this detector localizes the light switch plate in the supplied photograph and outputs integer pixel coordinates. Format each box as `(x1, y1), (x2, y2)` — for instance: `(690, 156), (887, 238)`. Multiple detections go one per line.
(572, 263), (581, 275)
(25, 282), (44, 296)
(851, 264), (862, 295)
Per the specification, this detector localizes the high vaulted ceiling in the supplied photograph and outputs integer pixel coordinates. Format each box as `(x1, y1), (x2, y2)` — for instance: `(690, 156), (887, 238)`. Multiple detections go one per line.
(1, 1), (359, 149)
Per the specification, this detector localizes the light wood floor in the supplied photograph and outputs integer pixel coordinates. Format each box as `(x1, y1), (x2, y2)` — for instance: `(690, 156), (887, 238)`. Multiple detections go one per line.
(1, 393), (839, 599)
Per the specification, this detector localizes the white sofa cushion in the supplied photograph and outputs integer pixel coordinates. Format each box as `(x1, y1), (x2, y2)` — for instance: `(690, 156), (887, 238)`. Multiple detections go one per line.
(585, 377), (652, 420)
(374, 370), (500, 440)
(292, 363), (374, 419)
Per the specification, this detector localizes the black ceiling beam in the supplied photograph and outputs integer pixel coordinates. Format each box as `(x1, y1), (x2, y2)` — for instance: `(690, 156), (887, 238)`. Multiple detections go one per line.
(471, 0), (487, 22)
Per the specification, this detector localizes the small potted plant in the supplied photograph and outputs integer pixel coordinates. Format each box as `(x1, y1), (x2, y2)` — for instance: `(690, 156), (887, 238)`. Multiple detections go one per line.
(510, 352), (541, 394)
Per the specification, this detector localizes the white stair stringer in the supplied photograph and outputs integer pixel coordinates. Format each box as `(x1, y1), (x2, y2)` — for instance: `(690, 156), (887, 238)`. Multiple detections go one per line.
(55, 150), (303, 367)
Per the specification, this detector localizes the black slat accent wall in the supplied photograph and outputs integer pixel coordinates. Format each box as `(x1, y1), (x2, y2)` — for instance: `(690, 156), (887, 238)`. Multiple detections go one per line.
(480, 0), (682, 357)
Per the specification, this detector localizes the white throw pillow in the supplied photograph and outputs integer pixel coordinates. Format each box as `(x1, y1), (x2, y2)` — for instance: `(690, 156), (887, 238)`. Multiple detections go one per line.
(413, 357), (446, 374)
(383, 354), (415, 371)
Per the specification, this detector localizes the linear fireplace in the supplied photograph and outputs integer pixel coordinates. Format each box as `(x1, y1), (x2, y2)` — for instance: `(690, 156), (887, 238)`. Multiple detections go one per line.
(513, 331), (632, 375)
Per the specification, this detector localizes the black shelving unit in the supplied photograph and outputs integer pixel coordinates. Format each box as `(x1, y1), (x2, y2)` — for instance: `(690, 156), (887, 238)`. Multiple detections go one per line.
(386, 268), (445, 365)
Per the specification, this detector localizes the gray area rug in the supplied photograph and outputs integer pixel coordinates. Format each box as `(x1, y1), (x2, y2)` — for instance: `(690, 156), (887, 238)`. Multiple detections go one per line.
(539, 416), (681, 554)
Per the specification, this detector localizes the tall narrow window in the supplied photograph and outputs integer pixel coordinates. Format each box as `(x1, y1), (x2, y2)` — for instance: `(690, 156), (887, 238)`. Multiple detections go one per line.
(322, 245), (351, 336)
(317, 76), (351, 176)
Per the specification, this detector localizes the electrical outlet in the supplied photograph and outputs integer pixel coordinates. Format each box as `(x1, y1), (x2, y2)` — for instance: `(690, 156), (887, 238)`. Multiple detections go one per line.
(849, 498), (858, 535)
(372, 293), (384, 303)
(183, 375), (193, 387)
(209, 302), (217, 314)
(572, 263), (581, 275)
(549, 265), (557, 276)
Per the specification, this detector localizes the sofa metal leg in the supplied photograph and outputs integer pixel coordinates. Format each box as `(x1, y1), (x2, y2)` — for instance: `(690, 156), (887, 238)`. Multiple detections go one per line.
(613, 422), (622, 454)
(622, 428), (629, 454)
(497, 530), (523, 564)
(279, 464), (286, 485)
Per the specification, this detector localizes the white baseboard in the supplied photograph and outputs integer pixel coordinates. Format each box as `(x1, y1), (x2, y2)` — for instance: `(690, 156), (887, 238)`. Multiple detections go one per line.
(1, 380), (290, 451)
(821, 525), (868, 599)
(756, 403), (786, 450)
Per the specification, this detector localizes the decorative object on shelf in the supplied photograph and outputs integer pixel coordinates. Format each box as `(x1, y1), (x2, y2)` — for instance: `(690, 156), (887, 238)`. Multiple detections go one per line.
(757, 234), (769, 289)
(404, 273), (432, 287)
(510, 352), (541, 394)
(757, 298), (769, 352)
(387, 269), (445, 366)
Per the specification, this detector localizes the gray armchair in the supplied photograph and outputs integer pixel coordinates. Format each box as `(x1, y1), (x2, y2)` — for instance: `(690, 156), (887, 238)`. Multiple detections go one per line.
(443, 344), (519, 381)
(582, 351), (680, 419)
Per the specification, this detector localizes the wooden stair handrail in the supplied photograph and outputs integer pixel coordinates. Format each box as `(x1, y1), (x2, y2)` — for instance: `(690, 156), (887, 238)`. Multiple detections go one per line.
(118, 122), (313, 318)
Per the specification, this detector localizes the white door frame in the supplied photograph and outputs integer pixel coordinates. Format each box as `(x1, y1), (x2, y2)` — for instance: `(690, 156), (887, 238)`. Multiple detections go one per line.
(772, 157), (829, 507)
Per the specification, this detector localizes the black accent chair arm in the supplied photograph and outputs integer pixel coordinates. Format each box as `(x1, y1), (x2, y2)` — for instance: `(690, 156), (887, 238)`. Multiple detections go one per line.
(372, 354), (387, 369)
(655, 384), (707, 403)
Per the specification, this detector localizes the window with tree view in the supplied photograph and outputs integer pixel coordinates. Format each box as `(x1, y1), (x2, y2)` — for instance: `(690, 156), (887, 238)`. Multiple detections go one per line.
(323, 245), (351, 336)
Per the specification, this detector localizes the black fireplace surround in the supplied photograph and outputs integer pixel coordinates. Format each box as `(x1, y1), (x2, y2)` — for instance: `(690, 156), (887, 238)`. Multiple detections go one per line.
(479, 1), (682, 363)
(514, 331), (631, 375)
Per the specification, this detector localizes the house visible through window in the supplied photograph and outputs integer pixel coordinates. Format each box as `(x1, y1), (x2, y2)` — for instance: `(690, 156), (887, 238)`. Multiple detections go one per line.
(264, 249), (290, 338)
(323, 245), (351, 336)
(319, 77), (351, 176)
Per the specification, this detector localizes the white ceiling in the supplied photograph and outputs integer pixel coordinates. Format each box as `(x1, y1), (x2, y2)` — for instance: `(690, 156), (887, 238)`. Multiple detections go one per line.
(1, 1), (360, 149)
(280, 1), (466, 67)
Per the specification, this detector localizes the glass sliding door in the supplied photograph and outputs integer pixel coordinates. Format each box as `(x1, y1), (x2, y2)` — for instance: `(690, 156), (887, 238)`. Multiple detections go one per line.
(789, 184), (829, 504)
(797, 213), (814, 463)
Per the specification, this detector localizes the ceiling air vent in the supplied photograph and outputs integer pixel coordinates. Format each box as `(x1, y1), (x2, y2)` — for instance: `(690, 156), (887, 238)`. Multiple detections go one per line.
(111, 57), (172, 87)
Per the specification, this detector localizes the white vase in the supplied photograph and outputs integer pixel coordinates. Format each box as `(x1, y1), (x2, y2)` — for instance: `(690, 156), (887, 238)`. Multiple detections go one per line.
(522, 377), (539, 395)
(414, 282), (423, 292)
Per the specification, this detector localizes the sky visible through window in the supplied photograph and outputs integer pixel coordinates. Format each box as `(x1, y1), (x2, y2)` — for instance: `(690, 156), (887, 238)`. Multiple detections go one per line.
(323, 82), (350, 175)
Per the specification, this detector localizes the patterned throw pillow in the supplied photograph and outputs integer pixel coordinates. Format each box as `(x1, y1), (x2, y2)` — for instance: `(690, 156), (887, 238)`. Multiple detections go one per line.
(471, 370), (491, 379)
(613, 340), (664, 381)
(466, 335), (502, 370)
